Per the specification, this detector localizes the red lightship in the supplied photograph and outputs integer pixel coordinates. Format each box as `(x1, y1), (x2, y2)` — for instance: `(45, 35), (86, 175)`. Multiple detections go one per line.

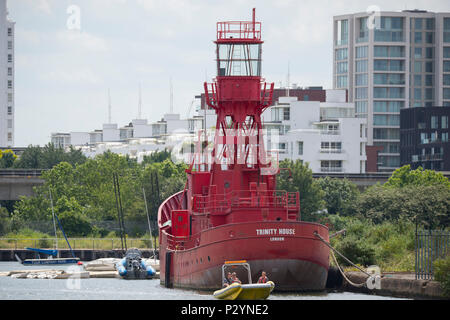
(158, 9), (330, 291)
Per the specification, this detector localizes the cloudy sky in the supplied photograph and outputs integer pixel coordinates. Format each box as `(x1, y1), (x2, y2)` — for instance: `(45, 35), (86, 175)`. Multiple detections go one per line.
(8, 0), (450, 146)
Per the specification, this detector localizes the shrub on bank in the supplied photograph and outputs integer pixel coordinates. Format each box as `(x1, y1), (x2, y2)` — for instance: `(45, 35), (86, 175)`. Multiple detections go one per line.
(434, 255), (450, 297)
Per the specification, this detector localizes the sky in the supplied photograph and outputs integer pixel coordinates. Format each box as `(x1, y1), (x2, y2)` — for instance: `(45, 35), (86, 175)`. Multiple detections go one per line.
(8, 0), (450, 146)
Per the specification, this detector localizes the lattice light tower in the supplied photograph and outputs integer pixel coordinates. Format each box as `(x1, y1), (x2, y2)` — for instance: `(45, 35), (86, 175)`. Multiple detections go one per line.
(204, 8), (275, 194)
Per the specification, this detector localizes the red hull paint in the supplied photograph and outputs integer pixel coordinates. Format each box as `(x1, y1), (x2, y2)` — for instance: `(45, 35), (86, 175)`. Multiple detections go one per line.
(160, 220), (330, 291)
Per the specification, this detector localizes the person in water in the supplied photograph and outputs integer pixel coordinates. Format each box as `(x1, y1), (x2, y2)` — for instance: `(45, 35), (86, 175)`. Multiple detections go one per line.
(257, 271), (269, 283)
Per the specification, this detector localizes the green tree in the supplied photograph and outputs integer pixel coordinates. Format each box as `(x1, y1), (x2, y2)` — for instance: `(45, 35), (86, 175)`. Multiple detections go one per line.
(13, 145), (42, 168)
(356, 184), (450, 228)
(276, 160), (325, 221)
(385, 165), (450, 189)
(317, 177), (359, 215)
(0, 149), (17, 168)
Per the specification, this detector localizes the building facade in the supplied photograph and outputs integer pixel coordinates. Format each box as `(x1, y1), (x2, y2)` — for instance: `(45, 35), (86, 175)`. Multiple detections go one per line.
(400, 106), (450, 171)
(333, 10), (450, 172)
(0, 0), (14, 147)
(261, 90), (367, 174)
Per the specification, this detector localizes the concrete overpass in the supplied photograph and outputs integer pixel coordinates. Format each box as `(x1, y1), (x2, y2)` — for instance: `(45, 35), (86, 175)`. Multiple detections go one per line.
(0, 170), (45, 201)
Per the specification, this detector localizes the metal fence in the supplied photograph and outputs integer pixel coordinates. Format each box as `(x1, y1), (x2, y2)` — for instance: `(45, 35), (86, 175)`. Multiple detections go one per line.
(415, 230), (450, 280)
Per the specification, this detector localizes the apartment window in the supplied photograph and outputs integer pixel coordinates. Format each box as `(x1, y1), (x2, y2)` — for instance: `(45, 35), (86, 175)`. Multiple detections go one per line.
(414, 61), (422, 73)
(414, 18), (423, 30)
(7, 80), (12, 89)
(336, 61), (348, 74)
(425, 32), (434, 44)
(355, 74), (367, 86)
(283, 108), (290, 121)
(414, 47), (422, 58)
(335, 48), (348, 61)
(444, 88), (450, 100)
(426, 18), (435, 30)
(356, 60), (368, 72)
(442, 132), (449, 142)
(8, 41), (12, 50)
(7, 133), (12, 141)
(374, 46), (388, 57)
(373, 114), (400, 126)
(7, 28), (12, 36)
(425, 47), (433, 59)
(425, 75), (433, 86)
(425, 62), (433, 73)
(444, 75), (450, 86)
(442, 116), (448, 129)
(7, 67), (12, 76)
(444, 61), (450, 72)
(414, 88), (422, 100)
(297, 141), (303, 155)
(356, 46), (368, 58)
(374, 17), (404, 42)
(414, 32), (422, 44)
(7, 54), (12, 63)
(444, 18), (450, 42)
(321, 160), (342, 172)
(336, 75), (347, 88)
(336, 19), (348, 45)
(356, 87), (368, 99)
(414, 74), (422, 86)
(8, 93), (12, 102)
(425, 88), (433, 100)
(356, 101), (367, 114)
(374, 128), (399, 140)
(430, 116), (439, 129)
(7, 106), (12, 115)
(444, 47), (450, 58)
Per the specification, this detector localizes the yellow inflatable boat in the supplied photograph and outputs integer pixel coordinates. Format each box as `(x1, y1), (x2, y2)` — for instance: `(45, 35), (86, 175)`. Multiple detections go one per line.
(213, 261), (275, 300)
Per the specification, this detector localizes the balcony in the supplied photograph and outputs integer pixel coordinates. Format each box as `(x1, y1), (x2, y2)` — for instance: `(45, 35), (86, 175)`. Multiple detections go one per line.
(320, 148), (343, 154)
(412, 153), (444, 162)
(320, 167), (343, 173)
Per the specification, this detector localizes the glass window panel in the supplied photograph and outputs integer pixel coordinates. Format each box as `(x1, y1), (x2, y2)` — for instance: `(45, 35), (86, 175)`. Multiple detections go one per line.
(444, 47), (450, 58)
(443, 61), (450, 72)
(414, 47), (422, 58)
(374, 46), (388, 57)
(414, 61), (422, 73)
(414, 18), (422, 30)
(414, 32), (422, 43)
(374, 59), (388, 71)
(444, 74), (450, 86)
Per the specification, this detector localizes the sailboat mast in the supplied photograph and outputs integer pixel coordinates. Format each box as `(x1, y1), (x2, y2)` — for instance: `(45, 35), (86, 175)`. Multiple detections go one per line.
(49, 188), (59, 258)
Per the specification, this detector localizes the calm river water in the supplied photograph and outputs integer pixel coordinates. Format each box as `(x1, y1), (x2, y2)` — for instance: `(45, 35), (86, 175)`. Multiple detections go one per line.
(0, 262), (406, 300)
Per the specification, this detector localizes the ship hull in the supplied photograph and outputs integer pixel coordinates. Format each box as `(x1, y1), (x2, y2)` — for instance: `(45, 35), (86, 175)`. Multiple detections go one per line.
(160, 221), (329, 292)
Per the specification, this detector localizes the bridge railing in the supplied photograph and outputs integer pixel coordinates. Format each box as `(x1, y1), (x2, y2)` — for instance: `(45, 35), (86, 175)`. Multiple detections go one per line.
(0, 169), (46, 177)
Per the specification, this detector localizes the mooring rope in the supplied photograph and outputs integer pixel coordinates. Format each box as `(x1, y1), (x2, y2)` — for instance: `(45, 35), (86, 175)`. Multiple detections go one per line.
(313, 231), (370, 288)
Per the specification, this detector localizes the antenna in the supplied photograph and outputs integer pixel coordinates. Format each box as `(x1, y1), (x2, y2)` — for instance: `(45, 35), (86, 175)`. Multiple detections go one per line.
(170, 77), (174, 113)
(286, 61), (290, 97)
(138, 83), (142, 119)
(108, 88), (112, 123)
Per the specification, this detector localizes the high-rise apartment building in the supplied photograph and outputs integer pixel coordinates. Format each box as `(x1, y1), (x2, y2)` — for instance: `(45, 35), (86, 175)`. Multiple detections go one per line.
(333, 10), (450, 171)
(0, 0), (14, 147)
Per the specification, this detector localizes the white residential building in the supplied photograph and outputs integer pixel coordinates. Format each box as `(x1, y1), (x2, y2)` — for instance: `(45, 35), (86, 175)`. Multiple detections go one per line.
(0, 0), (14, 147)
(262, 90), (367, 173)
(333, 10), (450, 171)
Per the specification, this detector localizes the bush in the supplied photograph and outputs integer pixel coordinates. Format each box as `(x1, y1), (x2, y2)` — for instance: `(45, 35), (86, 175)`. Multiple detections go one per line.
(434, 255), (450, 297)
(334, 237), (377, 266)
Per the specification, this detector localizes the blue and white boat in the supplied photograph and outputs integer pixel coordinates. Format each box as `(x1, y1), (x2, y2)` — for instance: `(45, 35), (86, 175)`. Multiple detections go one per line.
(116, 248), (156, 279)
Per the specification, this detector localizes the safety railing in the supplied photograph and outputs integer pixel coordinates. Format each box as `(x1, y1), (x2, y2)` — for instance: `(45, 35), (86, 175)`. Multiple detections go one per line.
(192, 189), (299, 214)
(217, 21), (261, 41)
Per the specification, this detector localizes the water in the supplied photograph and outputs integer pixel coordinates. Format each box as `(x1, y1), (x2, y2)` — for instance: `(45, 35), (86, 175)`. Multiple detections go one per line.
(0, 262), (406, 300)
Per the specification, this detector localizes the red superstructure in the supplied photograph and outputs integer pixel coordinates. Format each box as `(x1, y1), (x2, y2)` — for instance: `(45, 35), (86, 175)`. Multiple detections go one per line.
(158, 9), (330, 291)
